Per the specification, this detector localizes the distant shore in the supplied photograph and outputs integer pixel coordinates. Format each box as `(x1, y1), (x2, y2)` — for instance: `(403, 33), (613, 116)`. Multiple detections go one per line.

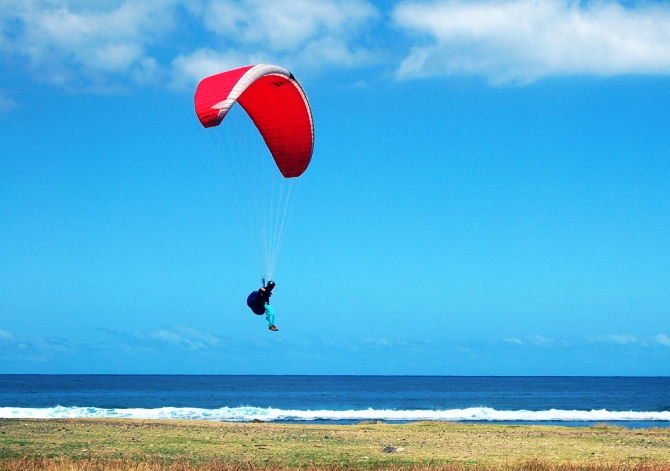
(2, 418), (669, 468)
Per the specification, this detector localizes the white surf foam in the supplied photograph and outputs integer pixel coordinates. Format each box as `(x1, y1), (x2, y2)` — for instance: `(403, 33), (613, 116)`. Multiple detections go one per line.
(1, 406), (669, 422)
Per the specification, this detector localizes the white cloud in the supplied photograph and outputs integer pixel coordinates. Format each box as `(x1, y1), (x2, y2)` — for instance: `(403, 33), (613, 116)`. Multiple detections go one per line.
(170, 0), (379, 88)
(297, 35), (376, 68)
(174, 326), (221, 346)
(0, 91), (17, 116)
(203, 0), (378, 52)
(1, 0), (379, 90)
(503, 337), (522, 344)
(590, 334), (639, 345)
(6, 0), (669, 90)
(655, 334), (670, 347)
(362, 338), (394, 346)
(608, 335), (639, 344)
(529, 334), (555, 346)
(0, 328), (13, 341)
(393, 0), (670, 84)
(170, 48), (258, 90)
(350, 80), (370, 88)
(148, 326), (221, 350)
(0, 0), (180, 87)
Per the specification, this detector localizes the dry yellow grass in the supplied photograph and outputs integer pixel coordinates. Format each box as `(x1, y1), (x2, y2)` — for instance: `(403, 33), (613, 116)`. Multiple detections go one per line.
(1, 419), (669, 468)
(2, 457), (670, 471)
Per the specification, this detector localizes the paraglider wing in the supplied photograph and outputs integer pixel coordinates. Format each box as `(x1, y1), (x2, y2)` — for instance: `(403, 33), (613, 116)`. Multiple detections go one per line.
(194, 64), (314, 178)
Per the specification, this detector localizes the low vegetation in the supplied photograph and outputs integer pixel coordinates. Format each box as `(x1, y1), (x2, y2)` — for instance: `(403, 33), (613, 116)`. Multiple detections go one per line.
(2, 458), (670, 471)
(1, 419), (669, 469)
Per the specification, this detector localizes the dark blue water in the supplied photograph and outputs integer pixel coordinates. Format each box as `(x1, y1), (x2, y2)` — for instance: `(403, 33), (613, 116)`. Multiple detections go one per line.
(1, 375), (669, 427)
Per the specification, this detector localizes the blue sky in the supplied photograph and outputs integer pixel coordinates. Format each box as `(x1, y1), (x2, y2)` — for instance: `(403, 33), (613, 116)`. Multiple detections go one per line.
(1, 0), (669, 375)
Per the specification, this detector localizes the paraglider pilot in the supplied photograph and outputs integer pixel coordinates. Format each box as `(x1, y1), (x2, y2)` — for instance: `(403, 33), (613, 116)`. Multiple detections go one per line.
(247, 281), (278, 331)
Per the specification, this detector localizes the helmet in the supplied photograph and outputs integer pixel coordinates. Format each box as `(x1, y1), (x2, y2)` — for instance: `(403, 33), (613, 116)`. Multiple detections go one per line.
(266, 280), (276, 290)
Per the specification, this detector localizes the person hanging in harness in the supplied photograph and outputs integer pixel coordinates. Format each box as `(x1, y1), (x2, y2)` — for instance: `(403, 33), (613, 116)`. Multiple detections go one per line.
(246, 280), (278, 331)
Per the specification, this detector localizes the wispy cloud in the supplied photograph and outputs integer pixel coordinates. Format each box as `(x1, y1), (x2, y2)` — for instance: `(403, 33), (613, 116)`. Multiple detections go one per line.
(0, 328), (13, 341)
(362, 337), (394, 347)
(170, 0), (379, 88)
(147, 326), (221, 350)
(169, 48), (256, 91)
(0, 0), (379, 90)
(590, 334), (640, 345)
(0, 324), (235, 373)
(655, 334), (670, 347)
(0, 0), (178, 89)
(0, 91), (18, 116)
(203, 0), (378, 52)
(497, 333), (670, 349)
(2, 325), (670, 374)
(393, 0), (670, 84)
(5, 0), (669, 91)
(528, 334), (555, 346)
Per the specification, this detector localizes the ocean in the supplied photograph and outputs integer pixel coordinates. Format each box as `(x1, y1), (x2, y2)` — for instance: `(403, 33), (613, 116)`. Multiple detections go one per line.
(1, 375), (669, 428)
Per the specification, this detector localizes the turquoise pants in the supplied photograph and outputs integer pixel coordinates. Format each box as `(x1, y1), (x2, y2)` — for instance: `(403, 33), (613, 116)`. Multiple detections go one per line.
(264, 303), (275, 327)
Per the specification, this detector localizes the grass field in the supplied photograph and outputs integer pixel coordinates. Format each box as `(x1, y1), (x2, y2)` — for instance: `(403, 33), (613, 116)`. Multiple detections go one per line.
(1, 419), (669, 469)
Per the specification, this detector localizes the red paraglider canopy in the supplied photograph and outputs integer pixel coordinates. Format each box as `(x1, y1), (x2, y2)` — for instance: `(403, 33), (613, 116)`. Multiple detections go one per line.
(194, 64), (314, 178)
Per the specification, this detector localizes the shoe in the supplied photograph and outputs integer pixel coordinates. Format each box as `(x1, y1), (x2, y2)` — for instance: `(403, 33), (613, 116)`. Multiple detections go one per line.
(269, 325), (278, 331)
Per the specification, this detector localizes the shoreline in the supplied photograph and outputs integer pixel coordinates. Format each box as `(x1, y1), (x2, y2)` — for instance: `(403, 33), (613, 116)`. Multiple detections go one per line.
(3, 406), (669, 427)
(2, 417), (669, 430)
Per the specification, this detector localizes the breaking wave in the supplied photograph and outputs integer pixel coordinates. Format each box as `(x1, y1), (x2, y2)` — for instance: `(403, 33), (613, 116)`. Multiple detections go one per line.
(1, 406), (670, 422)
